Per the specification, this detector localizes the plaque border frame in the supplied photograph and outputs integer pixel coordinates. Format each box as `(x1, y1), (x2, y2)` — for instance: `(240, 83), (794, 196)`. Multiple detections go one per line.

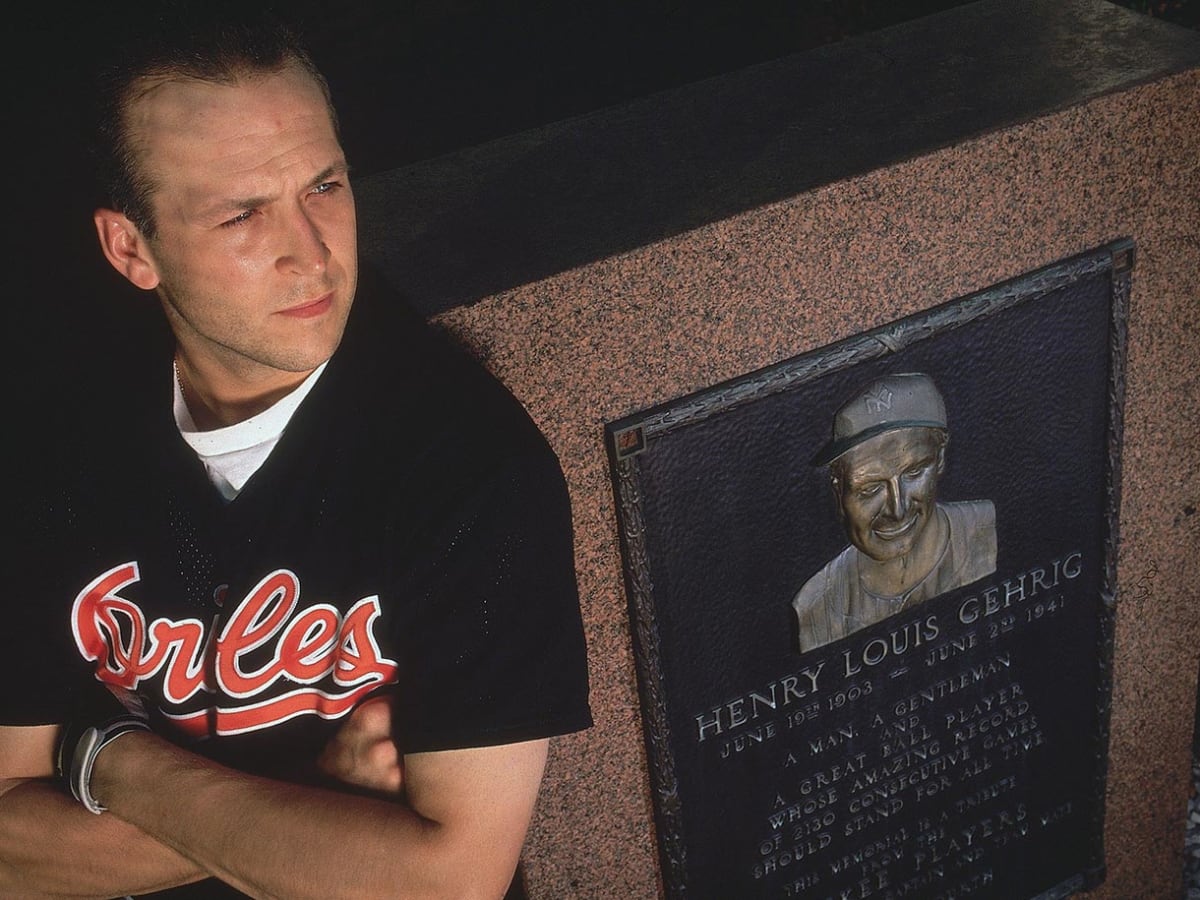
(605, 239), (1132, 898)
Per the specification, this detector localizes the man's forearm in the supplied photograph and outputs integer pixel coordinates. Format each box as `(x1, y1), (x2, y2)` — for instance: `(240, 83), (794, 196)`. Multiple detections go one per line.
(92, 732), (534, 900)
(0, 777), (206, 898)
(100, 738), (434, 900)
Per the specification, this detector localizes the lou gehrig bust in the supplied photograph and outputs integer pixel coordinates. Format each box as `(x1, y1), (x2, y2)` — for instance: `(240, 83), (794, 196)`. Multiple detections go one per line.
(793, 373), (997, 653)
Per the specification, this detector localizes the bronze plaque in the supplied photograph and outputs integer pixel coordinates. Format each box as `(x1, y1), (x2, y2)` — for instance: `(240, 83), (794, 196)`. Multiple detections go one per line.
(607, 241), (1131, 899)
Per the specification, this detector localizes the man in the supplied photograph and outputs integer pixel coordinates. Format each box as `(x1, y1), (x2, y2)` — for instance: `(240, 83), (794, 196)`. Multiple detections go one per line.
(1, 15), (590, 899)
(793, 372), (996, 653)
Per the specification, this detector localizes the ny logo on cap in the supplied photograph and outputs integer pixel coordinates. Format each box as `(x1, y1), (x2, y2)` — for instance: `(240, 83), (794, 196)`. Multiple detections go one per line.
(864, 387), (894, 414)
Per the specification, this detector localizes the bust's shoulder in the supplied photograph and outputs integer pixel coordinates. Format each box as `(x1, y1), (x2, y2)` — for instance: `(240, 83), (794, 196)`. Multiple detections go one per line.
(792, 546), (855, 615)
(940, 499), (996, 532)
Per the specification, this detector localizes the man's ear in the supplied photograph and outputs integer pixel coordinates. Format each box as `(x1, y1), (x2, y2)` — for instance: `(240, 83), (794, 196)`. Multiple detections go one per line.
(93, 208), (161, 291)
(830, 473), (845, 523)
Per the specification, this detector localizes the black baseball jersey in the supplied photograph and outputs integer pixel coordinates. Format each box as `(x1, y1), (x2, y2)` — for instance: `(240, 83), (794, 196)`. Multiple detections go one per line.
(6, 268), (591, 897)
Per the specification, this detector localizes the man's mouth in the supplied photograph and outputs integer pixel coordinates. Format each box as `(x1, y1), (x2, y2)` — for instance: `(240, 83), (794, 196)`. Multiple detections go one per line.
(873, 516), (918, 539)
(278, 292), (334, 319)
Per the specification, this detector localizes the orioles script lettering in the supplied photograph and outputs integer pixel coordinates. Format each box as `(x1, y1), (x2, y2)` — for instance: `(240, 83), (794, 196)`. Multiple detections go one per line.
(72, 562), (399, 737)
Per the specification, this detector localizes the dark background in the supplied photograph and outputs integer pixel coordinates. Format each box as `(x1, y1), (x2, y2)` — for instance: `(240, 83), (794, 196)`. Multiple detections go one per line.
(8, 0), (1196, 413)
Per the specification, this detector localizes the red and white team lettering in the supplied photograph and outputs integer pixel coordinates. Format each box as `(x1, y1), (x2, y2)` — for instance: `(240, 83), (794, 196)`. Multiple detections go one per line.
(71, 562), (399, 737)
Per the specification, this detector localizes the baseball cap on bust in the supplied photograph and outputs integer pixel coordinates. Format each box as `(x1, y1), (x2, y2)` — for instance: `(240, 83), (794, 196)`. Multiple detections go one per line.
(811, 372), (947, 466)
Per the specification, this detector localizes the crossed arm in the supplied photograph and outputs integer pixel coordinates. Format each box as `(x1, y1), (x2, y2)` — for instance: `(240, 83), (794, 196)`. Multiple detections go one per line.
(0, 699), (547, 900)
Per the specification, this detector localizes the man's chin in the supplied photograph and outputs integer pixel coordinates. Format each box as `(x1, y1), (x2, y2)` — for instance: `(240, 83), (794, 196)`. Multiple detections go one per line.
(860, 547), (911, 565)
(858, 528), (923, 563)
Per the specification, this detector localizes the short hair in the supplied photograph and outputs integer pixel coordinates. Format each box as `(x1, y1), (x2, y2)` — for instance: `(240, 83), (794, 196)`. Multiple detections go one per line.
(93, 8), (337, 239)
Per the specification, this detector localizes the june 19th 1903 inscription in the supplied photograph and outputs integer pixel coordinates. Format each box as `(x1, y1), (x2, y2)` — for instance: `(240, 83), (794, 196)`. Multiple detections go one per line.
(606, 242), (1131, 899)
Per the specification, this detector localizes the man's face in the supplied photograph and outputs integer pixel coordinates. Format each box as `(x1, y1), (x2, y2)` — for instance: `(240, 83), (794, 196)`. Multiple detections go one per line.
(834, 428), (946, 563)
(126, 64), (357, 384)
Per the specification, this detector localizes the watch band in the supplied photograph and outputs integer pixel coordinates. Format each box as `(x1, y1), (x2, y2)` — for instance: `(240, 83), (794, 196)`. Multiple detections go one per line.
(67, 715), (150, 815)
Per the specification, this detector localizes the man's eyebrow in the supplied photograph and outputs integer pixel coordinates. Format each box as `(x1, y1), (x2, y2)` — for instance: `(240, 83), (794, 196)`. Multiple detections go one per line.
(196, 162), (352, 221)
(308, 161), (352, 189)
(850, 455), (936, 481)
(197, 194), (270, 221)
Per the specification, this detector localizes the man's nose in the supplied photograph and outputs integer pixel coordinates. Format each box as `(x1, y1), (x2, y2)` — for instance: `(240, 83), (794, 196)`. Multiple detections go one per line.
(885, 478), (909, 519)
(276, 206), (329, 276)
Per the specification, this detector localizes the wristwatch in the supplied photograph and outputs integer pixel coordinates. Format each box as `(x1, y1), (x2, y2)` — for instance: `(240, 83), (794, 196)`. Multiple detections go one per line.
(62, 713), (149, 815)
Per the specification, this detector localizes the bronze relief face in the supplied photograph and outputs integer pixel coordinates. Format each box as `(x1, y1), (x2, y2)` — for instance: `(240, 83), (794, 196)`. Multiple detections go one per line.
(795, 374), (996, 653)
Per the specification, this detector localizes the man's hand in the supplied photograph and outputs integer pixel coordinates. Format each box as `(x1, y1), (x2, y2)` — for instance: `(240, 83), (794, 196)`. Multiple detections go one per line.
(317, 694), (404, 795)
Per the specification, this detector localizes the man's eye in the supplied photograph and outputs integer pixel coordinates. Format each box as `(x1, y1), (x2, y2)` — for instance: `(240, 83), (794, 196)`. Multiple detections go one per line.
(221, 210), (255, 228)
(857, 484), (883, 498)
(311, 181), (340, 195)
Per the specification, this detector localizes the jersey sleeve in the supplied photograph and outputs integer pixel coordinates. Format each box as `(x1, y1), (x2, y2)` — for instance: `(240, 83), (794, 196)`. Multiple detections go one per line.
(388, 398), (593, 754)
(2, 474), (91, 725)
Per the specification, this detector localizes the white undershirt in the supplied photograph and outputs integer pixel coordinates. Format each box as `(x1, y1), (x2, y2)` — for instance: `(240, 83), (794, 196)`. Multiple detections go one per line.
(173, 362), (327, 501)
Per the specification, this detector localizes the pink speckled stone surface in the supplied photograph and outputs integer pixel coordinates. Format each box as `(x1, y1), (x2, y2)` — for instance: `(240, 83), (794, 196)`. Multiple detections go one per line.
(433, 71), (1198, 899)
